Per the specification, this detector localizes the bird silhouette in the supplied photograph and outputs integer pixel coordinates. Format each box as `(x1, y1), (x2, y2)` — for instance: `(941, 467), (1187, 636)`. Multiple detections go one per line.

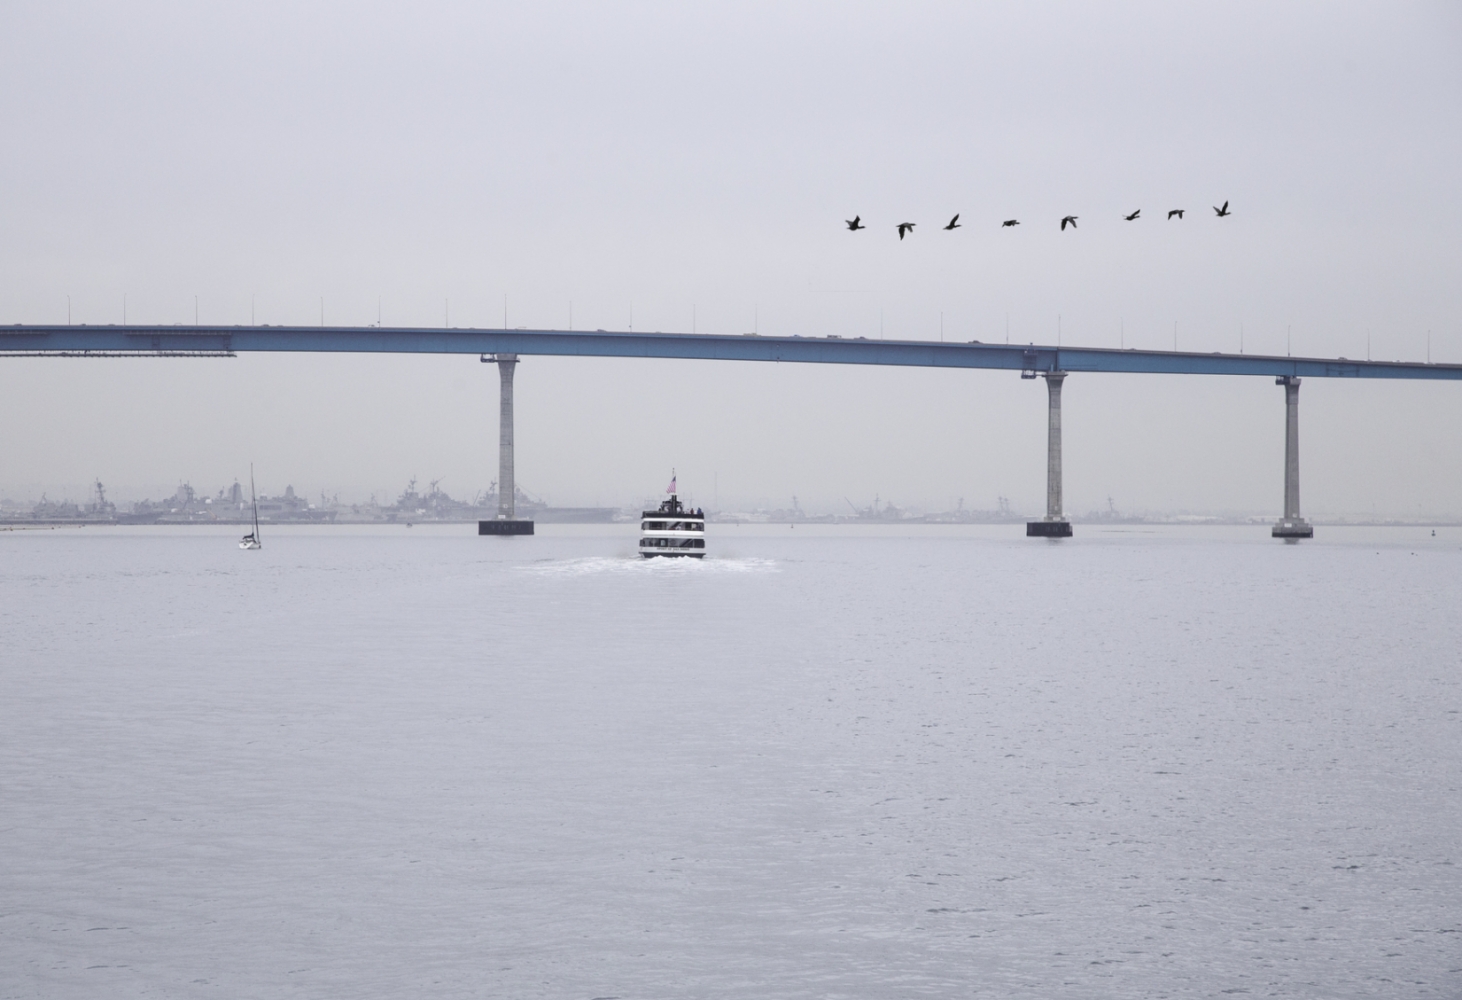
(1124, 209), (1141, 221)
(1061, 215), (1078, 231)
(943, 214), (961, 230)
(1168, 209), (1185, 220)
(897, 222), (915, 240)
(1001, 219), (1020, 227)
(1213, 201), (1231, 217)
(846, 215), (865, 231)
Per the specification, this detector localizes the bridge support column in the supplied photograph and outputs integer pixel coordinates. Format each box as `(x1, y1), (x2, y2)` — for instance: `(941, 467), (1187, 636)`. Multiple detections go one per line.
(1272, 376), (1312, 541)
(479, 353), (533, 536)
(497, 354), (517, 519)
(1027, 370), (1073, 538)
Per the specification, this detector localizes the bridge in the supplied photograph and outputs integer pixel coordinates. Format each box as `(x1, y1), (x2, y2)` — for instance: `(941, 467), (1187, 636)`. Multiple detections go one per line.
(7, 323), (1462, 539)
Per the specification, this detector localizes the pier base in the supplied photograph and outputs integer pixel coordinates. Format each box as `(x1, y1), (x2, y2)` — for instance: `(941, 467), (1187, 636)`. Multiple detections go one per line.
(479, 520), (534, 535)
(1271, 519), (1312, 540)
(1027, 519), (1073, 538)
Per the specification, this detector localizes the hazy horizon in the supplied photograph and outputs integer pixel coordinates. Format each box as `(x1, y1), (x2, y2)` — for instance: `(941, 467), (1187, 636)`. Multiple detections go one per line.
(5, 470), (1461, 522)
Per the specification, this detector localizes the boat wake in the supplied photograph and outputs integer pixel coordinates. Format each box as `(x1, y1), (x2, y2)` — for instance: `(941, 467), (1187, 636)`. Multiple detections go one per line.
(518, 556), (778, 578)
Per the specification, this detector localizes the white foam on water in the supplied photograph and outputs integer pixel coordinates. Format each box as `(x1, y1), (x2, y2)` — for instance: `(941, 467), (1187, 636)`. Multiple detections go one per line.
(518, 554), (780, 577)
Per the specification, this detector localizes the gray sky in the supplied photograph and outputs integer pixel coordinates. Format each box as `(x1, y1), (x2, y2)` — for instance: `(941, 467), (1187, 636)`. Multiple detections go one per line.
(2, 2), (1460, 515)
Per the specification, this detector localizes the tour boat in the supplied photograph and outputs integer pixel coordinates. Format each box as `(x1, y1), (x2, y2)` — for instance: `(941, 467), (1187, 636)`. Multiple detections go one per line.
(640, 473), (705, 558)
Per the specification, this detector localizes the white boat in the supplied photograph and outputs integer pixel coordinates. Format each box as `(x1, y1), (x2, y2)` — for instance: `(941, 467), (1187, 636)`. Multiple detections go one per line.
(640, 473), (705, 558)
(239, 465), (262, 550)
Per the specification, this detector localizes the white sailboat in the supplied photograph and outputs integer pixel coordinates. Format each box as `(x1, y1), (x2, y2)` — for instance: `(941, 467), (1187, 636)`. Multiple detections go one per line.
(239, 465), (262, 550)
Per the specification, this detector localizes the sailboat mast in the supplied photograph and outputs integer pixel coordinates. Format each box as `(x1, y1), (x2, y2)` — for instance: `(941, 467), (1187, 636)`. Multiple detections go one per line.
(250, 464), (260, 541)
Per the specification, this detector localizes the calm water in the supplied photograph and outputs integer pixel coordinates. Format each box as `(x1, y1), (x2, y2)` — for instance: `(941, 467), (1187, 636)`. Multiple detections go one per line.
(3, 524), (1460, 999)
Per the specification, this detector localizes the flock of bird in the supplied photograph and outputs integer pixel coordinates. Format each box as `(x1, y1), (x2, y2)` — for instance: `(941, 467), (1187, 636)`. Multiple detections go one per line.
(850, 202), (1232, 239)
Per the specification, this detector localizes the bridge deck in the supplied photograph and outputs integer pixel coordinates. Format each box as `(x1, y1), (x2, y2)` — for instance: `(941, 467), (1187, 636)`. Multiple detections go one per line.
(3, 325), (1459, 380)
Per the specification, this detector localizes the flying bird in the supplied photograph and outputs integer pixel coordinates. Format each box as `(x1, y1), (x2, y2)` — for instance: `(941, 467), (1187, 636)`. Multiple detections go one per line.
(1001, 219), (1020, 227)
(1213, 201), (1231, 217)
(943, 214), (961, 230)
(1060, 215), (1078, 231)
(1168, 209), (1185, 220)
(1124, 209), (1141, 221)
(846, 215), (865, 231)
(897, 222), (915, 240)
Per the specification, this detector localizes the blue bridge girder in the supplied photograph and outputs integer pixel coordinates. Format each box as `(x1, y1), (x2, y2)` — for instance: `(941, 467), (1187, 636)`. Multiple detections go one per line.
(2, 324), (1460, 380)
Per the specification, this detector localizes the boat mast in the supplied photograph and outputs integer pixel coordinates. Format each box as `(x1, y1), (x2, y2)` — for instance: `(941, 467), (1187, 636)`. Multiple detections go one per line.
(250, 464), (260, 543)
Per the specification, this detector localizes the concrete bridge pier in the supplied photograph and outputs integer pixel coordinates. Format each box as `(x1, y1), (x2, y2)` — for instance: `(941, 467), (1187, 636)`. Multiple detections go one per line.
(1027, 370), (1073, 538)
(479, 353), (533, 536)
(1272, 375), (1312, 541)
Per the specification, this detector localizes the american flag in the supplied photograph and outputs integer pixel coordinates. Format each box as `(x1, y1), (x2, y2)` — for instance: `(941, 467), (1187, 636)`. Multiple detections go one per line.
(666, 473), (677, 494)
